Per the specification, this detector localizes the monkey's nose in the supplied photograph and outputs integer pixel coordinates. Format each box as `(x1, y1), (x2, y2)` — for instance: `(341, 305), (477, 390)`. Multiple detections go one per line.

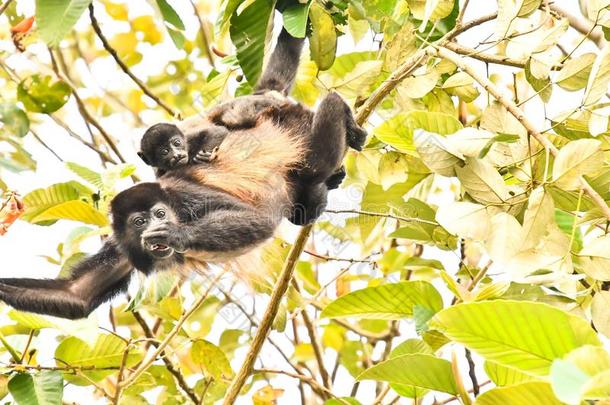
(173, 154), (187, 165)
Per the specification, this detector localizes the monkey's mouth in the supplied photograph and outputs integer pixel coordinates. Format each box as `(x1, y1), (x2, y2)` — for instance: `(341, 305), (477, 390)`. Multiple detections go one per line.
(170, 155), (187, 168)
(148, 243), (175, 258)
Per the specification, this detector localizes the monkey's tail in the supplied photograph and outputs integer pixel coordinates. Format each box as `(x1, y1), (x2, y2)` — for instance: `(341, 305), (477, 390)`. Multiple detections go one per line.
(254, 28), (305, 95)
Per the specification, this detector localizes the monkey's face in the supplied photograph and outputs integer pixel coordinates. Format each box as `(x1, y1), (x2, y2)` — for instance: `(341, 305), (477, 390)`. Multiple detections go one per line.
(155, 135), (188, 171)
(124, 202), (179, 259)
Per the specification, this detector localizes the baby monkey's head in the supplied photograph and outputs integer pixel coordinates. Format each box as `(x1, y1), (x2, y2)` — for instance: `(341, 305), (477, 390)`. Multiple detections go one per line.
(138, 123), (188, 172)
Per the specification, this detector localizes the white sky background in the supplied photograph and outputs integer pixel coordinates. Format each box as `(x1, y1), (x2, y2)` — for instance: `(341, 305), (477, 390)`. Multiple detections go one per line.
(0, 0), (604, 404)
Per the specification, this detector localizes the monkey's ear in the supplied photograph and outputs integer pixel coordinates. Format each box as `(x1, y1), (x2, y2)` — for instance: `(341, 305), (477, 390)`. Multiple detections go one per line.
(137, 151), (150, 165)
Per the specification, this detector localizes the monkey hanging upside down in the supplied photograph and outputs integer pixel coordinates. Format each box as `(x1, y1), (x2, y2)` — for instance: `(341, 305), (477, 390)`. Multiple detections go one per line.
(0, 28), (367, 318)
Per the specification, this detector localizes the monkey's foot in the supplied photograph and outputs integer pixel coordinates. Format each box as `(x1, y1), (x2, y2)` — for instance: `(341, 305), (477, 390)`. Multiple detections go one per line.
(346, 123), (367, 151)
(325, 166), (346, 190)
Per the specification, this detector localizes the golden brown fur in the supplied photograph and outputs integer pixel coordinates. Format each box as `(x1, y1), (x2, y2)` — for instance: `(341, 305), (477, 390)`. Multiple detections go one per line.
(177, 117), (306, 207)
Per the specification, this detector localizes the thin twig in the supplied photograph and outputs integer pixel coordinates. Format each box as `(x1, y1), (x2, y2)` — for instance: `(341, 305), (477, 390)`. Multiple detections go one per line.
(223, 224), (313, 404)
(88, 4), (178, 117)
(464, 348), (479, 396)
(0, 0), (13, 16)
(444, 42), (562, 70)
(301, 304), (331, 393)
(432, 45), (610, 221)
(549, 3), (604, 48)
(189, 0), (215, 68)
(253, 369), (348, 403)
(325, 209), (438, 225)
(29, 128), (63, 162)
(48, 48), (130, 166)
(131, 311), (201, 404)
(118, 272), (222, 389)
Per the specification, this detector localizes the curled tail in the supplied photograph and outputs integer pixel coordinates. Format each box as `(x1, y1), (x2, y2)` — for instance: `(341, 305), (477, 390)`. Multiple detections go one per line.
(254, 28), (305, 95)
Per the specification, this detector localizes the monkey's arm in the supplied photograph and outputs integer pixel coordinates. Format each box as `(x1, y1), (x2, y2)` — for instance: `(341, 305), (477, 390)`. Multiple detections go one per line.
(188, 126), (229, 163)
(0, 241), (133, 319)
(143, 191), (279, 254)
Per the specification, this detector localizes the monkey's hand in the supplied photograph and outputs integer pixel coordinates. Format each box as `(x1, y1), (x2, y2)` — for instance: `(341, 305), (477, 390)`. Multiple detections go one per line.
(192, 147), (219, 164)
(141, 223), (186, 254)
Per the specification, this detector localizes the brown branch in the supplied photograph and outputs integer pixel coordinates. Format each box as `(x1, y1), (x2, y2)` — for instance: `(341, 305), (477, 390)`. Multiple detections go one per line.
(549, 4), (604, 48)
(444, 42), (563, 70)
(48, 48), (129, 166)
(131, 311), (201, 404)
(189, 0), (216, 68)
(223, 223), (313, 404)
(253, 369), (348, 403)
(298, 296), (331, 393)
(304, 249), (372, 263)
(119, 272), (222, 389)
(29, 128), (63, 162)
(0, 0), (13, 16)
(432, 45), (610, 221)
(325, 209), (438, 225)
(464, 348), (479, 396)
(88, 4), (178, 118)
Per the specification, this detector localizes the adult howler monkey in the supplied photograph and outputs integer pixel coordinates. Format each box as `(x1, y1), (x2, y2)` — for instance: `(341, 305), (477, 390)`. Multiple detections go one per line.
(0, 27), (366, 319)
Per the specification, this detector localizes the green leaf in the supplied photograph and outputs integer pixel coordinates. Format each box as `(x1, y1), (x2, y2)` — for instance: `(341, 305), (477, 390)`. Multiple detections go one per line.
(556, 53), (595, 91)
(282, 2), (310, 38)
(321, 281), (443, 320)
(374, 113), (415, 153)
(156, 0), (185, 30)
(0, 103), (29, 137)
(407, 110), (463, 135)
(230, 0), (274, 84)
(388, 339), (434, 398)
(8, 371), (63, 405)
(550, 359), (590, 405)
(584, 46), (610, 105)
(525, 58), (552, 102)
(484, 361), (539, 386)
(191, 340), (234, 381)
(31, 200), (108, 226)
(65, 162), (103, 189)
(591, 291), (610, 338)
(455, 158), (511, 204)
(357, 354), (457, 394)
(17, 75), (71, 113)
(552, 139), (603, 190)
(55, 334), (143, 385)
(475, 382), (562, 405)
(442, 71), (480, 102)
(309, 2), (337, 70)
(35, 0), (92, 47)
(430, 300), (600, 376)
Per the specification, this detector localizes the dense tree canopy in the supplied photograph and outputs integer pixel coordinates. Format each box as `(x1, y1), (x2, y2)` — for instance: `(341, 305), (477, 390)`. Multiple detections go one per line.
(0, 0), (610, 404)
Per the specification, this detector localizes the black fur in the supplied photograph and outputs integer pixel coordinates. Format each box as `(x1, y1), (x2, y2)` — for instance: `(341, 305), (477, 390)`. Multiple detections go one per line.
(255, 28), (305, 95)
(0, 26), (367, 319)
(139, 124), (229, 176)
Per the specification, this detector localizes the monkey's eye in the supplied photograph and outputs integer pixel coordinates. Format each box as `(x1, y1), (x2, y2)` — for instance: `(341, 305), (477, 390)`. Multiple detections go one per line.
(172, 139), (182, 147)
(133, 217), (146, 227)
(161, 148), (170, 156)
(155, 209), (166, 219)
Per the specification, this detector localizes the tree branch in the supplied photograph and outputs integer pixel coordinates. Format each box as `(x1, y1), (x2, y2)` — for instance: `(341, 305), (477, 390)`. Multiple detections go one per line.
(444, 42), (562, 70)
(223, 224), (313, 403)
(431, 45), (610, 221)
(88, 4), (178, 118)
(118, 272), (222, 389)
(131, 311), (201, 404)
(253, 369), (348, 403)
(549, 4), (604, 48)
(189, 0), (216, 68)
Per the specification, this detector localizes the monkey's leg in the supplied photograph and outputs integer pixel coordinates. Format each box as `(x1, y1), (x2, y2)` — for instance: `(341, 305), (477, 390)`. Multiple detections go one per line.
(0, 241), (133, 319)
(289, 182), (329, 225)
